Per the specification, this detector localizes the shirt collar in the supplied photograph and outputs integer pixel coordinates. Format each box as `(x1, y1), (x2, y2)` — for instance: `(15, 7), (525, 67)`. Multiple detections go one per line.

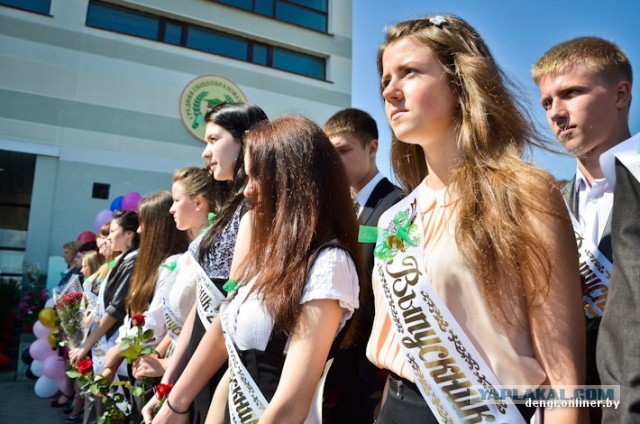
(355, 172), (384, 208)
(575, 167), (612, 195)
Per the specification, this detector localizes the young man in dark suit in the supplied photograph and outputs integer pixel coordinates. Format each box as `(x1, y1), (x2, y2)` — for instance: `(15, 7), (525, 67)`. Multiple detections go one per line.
(323, 108), (403, 423)
(533, 37), (635, 423)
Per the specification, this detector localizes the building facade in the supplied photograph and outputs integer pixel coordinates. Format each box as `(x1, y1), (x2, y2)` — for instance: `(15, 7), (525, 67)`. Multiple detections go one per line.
(0, 0), (352, 278)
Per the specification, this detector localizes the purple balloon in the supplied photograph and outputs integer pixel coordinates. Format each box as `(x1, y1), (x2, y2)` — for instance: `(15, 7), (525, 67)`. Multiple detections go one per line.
(57, 377), (66, 392)
(32, 321), (52, 339)
(122, 192), (142, 211)
(43, 356), (66, 380)
(29, 338), (55, 362)
(94, 209), (113, 233)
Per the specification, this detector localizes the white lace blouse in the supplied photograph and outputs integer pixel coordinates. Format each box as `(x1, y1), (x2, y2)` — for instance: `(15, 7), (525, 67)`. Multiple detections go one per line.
(222, 247), (359, 353)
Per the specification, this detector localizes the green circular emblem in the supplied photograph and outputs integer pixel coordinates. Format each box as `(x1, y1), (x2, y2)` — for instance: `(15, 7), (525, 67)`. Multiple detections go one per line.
(179, 75), (247, 142)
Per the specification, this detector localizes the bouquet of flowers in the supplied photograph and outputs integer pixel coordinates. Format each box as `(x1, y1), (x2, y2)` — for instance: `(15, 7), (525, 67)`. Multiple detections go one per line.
(53, 276), (85, 348)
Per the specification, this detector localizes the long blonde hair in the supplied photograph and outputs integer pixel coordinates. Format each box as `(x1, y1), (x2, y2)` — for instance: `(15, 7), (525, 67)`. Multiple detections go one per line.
(380, 15), (559, 321)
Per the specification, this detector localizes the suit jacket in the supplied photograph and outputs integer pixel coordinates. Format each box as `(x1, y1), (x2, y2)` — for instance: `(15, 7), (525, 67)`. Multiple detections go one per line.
(561, 176), (613, 262)
(597, 160), (640, 423)
(323, 177), (403, 424)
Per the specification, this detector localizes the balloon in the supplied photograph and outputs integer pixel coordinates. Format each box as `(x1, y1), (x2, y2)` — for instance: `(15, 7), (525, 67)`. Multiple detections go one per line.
(34, 376), (59, 398)
(30, 359), (44, 377)
(94, 209), (113, 233)
(122, 191), (142, 211)
(25, 366), (37, 380)
(29, 339), (56, 361)
(57, 377), (66, 392)
(44, 298), (54, 308)
(110, 195), (124, 212)
(21, 348), (33, 365)
(77, 231), (96, 244)
(33, 321), (52, 339)
(38, 308), (57, 328)
(47, 331), (59, 349)
(43, 356), (66, 380)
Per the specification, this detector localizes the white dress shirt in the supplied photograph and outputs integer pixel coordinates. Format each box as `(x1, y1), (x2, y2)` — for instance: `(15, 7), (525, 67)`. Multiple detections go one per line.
(575, 167), (613, 247)
(355, 172), (384, 217)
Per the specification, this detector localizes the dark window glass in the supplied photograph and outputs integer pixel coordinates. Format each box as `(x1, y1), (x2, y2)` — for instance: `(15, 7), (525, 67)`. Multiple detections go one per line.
(187, 27), (248, 61)
(275, 1), (326, 32)
(254, 0), (274, 16)
(273, 47), (324, 79)
(163, 21), (183, 45)
(0, 0), (50, 14)
(216, 0), (252, 10)
(285, 0), (327, 12)
(251, 44), (269, 65)
(87, 2), (160, 40)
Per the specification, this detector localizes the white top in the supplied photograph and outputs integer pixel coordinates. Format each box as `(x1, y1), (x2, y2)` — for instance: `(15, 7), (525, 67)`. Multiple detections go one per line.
(574, 167), (613, 247)
(163, 251), (199, 339)
(222, 247), (359, 353)
(355, 172), (384, 216)
(116, 253), (182, 346)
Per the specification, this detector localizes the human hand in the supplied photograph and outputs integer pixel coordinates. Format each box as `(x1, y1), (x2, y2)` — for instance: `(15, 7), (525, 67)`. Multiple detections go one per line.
(68, 346), (89, 366)
(150, 398), (189, 424)
(133, 355), (167, 379)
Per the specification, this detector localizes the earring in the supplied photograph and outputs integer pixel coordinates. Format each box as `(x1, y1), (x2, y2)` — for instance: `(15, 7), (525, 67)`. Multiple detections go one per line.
(196, 207), (200, 212)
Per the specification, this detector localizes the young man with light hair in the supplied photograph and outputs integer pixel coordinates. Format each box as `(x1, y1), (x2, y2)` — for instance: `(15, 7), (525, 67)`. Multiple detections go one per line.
(533, 36), (637, 423)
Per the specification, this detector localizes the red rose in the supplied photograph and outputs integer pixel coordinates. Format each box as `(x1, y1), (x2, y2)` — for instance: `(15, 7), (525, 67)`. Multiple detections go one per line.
(154, 383), (174, 399)
(132, 314), (146, 327)
(77, 358), (93, 375)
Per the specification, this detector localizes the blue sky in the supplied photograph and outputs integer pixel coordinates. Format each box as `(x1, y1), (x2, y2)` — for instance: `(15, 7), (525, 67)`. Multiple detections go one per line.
(351, 0), (640, 182)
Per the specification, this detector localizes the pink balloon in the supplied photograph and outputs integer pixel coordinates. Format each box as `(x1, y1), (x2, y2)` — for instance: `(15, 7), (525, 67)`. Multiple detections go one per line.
(29, 338), (56, 361)
(43, 356), (66, 380)
(122, 192), (142, 211)
(32, 321), (52, 339)
(94, 209), (113, 233)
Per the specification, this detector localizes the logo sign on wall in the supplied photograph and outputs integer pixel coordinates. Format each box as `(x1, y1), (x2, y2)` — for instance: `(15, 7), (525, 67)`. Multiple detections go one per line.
(180, 75), (247, 142)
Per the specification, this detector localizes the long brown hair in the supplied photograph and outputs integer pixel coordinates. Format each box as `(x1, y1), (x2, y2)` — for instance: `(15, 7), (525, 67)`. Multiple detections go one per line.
(379, 16), (559, 321)
(242, 115), (365, 347)
(198, 103), (268, 263)
(126, 192), (190, 314)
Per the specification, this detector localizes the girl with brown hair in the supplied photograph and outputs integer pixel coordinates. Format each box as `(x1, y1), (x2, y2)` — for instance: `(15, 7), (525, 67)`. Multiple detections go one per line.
(141, 103), (268, 424)
(147, 115), (364, 424)
(365, 15), (585, 423)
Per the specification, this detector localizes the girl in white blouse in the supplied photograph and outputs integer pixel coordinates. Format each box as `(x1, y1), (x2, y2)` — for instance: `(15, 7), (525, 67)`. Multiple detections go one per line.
(147, 115), (365, 424)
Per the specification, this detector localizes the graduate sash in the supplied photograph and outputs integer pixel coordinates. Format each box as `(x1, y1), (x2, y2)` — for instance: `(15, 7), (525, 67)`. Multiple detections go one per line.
(163, 252), (200, 346)
(220, 282), (332, 424)
(194, 254), (226, 331)
(374, 189), (525, 423)
(566, 208), (613, 318)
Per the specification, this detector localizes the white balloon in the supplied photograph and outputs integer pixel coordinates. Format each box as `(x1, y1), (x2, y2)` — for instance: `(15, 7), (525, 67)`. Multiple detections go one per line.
(44, 297), (55, 308)
(34, 376), (59, 398)
(30, 359), (44, 377)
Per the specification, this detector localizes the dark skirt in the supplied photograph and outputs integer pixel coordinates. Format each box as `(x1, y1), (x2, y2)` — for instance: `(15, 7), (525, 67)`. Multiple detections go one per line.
(377, 373), (536, 424)
(187, 315), (228, 424)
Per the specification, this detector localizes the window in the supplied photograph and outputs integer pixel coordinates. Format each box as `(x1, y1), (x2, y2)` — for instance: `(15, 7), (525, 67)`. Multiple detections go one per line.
(212, 0), (328, 32)
(87, 1), (160, 40)
(86, 1), (327, 80)
(0, 0), (50, 15)
(273, 47), (325, 80)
